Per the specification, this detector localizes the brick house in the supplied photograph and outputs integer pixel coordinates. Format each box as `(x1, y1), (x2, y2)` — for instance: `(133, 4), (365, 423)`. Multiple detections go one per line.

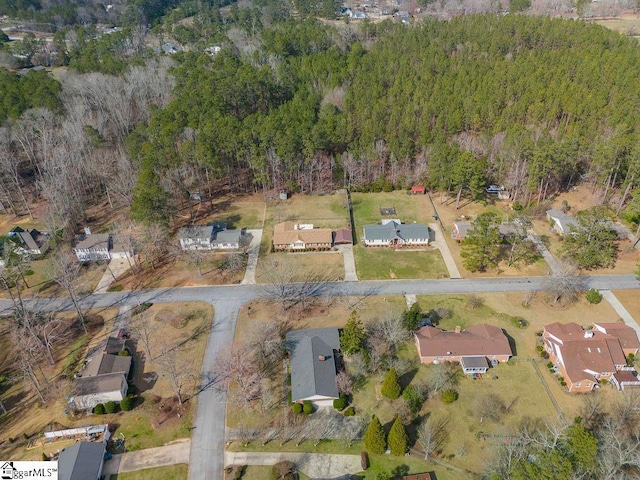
(273, 222), (332, 251)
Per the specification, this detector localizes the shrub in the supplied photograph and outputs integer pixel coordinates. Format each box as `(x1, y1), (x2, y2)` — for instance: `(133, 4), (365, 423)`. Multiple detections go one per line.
(302, 400), (313, 415)
(23, 433), (29, 440)
(601, 379), (608, 385)
(93, 404), (105, 415)
(291, 403), (303, 414)
(363, 415), (386, 454)
(402, 385), (424, 414)
(441, 389), (459, 404)
(333, 395), (348, 411)
(381, 367), (402, 400)
(104, 401), (118, 414)
(107, 285), (124, 292)
(466, 295), (484, 309)
(344, 406), (355, 416)
(132, 302), (152, 316)
(388, 416), (408, 456)
(287, 391), (293, 405)
(547, 361), (554, 369)
(42, 453), (48, 461)
(118, 350), (130, 356)
(560, 381), (567, 387)
(120, 396), (135, 411)
(536, 345), (544, 352)
(586, 289), (603, 304)
(271, 460), (295, 480)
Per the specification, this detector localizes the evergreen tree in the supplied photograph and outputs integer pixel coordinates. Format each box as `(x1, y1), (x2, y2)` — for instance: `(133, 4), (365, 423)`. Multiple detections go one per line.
(402, 302), (422, 331)
(363, 415), (386, 454)
(381, 367), (402, 400)
(461, 212), (502, 272)
(388, 416), (408, 456)
(340, 310), (366, 355)
(561, 206), (618, 270)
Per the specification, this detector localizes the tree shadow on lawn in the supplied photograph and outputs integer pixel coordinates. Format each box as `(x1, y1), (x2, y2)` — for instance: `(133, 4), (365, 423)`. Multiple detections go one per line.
(399, 368), (418, 390)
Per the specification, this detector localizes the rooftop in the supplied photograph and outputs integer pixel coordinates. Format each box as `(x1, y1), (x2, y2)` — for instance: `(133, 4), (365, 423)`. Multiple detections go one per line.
(58, 441), (105, 480)
(415, 324), (512, 358)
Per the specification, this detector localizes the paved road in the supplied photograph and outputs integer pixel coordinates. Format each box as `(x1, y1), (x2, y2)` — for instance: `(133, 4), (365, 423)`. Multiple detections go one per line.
(189, 298), (243, 480)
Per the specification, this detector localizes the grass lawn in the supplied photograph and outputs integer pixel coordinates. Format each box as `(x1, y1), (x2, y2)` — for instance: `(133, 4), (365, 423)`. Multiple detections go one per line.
(353, 246), (449, 280)
(351, 192), (434, 231)
(110, 465), (188, 480)
(269, 192), (350, 229)
(612, 290), (640, 321)
(255, 251), (345, 283)
(354, 455), (460, 480)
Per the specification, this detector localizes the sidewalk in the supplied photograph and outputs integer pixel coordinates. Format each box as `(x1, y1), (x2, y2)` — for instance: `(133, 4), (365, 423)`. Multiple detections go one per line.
(224, 451), (360, 479)
(429, 223), (461, 279)
(241, 229), (263, 285)
(103, 439), (190, 475)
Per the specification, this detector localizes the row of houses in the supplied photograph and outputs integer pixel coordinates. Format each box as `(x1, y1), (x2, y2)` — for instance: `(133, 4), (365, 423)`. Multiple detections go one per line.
(288, 320), (640, 407)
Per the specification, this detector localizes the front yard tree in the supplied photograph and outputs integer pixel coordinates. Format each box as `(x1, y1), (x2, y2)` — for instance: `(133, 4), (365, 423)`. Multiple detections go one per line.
(364, 415), (386, 454)
(402, 302), (422, 331)
(48, 249), (86, 333)
(340, 310), (366, 355)
(461, 212), (501, 272)
(381, 367), (402, 400)
(157, 343), (194, 406)
(388, 416), (408, 456)
(543, 264), (585, 307)
(561, 206), (618, 269)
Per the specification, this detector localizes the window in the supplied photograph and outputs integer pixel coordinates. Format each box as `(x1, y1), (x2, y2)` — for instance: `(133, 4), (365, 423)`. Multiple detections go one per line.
(575, 383), (581, 387)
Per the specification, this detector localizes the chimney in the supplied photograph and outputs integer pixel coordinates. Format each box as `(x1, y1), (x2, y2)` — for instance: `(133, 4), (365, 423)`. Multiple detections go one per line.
(84, 226), (92, 235)
(455, 326), (461, 334)
(584, 331), (594, 339)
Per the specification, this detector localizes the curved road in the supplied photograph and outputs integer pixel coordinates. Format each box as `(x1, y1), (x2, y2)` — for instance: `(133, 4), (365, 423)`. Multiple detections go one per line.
(3, 273), (638, 479)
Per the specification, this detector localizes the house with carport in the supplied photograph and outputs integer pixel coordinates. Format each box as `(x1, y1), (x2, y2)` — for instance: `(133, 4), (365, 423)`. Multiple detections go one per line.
(414, 324), (513, 374)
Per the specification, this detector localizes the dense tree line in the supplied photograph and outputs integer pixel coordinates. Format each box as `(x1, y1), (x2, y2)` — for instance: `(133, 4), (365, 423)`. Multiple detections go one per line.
(0, 68), (60, 121)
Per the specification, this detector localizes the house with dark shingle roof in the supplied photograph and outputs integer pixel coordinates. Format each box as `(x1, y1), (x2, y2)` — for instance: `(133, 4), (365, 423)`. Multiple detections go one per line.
(543, 322), (640, 392)
(546, 209), (580, 235)
(58, 441), (105, 480)
(414, 324), (513, 373)
(8, 226), (50, 256)
(363, 220), (430, 247)
(286, 328), (341, 406)
(179, 221), (246, 250)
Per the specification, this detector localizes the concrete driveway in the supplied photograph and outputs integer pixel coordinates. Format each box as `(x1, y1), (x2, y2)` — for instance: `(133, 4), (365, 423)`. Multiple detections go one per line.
(429, 223), (461, 279)
(225, 451), (360, 479)
(241, 229), (262, 285)
(94, 257), (137, 293)
(338, 244), (358, 282)
(103, 439), (190, 475)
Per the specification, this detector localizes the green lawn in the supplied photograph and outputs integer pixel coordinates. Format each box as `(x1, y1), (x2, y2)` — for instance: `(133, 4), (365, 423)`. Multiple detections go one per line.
(355, 455), (460, 480)
(353, 247), (449, 280)
(231, 466), (312, 479)
(351, 192), (433, 230)
(110, 465), (188, 480)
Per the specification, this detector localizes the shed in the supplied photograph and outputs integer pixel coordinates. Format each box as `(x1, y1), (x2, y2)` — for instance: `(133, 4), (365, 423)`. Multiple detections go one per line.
(411, 186), (426, 195)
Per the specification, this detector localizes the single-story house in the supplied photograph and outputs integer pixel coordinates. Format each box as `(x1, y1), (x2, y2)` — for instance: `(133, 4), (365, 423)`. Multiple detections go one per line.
(286, 328), (341, 406)
(8, 226), (50, 256)
(363, 220), (430, 247)
(543, 322), (639, 392)
(273, 222), (332, 251)
(333, 229), (353, 245)
(612, 370), (640, 391)
(82, 352), (131, 378)
(69, 373), (128, 410)
(451, 222), (472, 242)
(58, 441), (105, 480)
(414, 324), (513, 372)
(179, 222), (246, 250)
(411, 185), (426, 195)
(546, 209), (579, 235)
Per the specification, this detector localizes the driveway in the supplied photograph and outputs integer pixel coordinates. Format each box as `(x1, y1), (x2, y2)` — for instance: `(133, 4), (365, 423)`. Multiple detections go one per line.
(241, 229), (262, 285)
(225, 451), (360, 479)
(94, 257), (137, 293)
(600, 290), (640, 339)
(429, 223), (461, 279)
(103, 439), (190, 475)
(338, 244), (358, 282)
(527, 230), (560, 274)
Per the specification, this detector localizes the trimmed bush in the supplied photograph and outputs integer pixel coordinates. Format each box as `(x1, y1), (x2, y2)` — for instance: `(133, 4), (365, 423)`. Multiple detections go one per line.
(291, 403), (303, 414)
(104, 401), (118, 414)
(381, 367), (402, 400)
(586, 289), (603, 305)
(93, 404), (105, 415)
(333, 395), (348, 411)
(107, 285), (124, 292)
(118, 350), (130, 356)
(441, 389), (459, 404)
(120, 396), (135, 411)
(344, 406), (355, 416)
(302, 400), (313, 415)
(547, 361), (554, 369)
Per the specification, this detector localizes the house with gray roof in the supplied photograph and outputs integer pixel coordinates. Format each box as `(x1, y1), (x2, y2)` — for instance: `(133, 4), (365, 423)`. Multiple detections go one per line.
(546, 209), (580, 235)
(363, 220), (430, 247)
(286, 328), (341, 407)
(8, 226), (50, 256)
(179, 221), (246, 250)
(58, 441), (105, 480)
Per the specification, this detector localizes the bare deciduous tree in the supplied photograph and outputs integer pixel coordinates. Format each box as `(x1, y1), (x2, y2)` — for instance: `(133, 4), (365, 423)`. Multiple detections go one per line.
(417, 414), (450, 459)
(156, 344), (194, 406)
(48, 249), (86, 333)
(336, 371), (353, 396)
(426, 363), (460, 393)
(542, 264), (586, 306)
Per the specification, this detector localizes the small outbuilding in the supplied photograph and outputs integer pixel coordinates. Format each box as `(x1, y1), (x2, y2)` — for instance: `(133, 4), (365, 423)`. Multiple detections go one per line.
(332, 229), (353, 245)
(411, 186), (426, 195)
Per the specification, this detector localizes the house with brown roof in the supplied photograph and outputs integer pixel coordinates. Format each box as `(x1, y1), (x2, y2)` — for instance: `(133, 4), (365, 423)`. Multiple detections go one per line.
(332, 229), (353, 245)
(543, 322), (640, 393)
(273, 222), (332, 251)
(414, 324), (513, 373)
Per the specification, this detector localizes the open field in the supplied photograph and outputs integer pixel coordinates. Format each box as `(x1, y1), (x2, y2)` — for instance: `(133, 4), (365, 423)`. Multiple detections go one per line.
(592, 13), (640, 36)
(0, 302), (212, 460)
(353, 246), (448, 280)
(110, 464), (188, 480)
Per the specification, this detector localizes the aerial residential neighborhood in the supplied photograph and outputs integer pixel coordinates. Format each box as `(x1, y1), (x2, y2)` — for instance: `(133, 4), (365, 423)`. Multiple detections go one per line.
(3, 2), (640, 480)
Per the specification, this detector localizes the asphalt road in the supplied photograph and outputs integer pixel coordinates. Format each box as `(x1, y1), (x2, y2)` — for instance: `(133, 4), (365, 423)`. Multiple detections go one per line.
(2, 273), (638, 479)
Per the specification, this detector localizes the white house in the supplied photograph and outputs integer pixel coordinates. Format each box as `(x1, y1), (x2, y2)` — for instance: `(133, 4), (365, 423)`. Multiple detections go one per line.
(73, 229), (133, 262)
(179, 222), (246, 250)
(69, 373), (128, 410)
